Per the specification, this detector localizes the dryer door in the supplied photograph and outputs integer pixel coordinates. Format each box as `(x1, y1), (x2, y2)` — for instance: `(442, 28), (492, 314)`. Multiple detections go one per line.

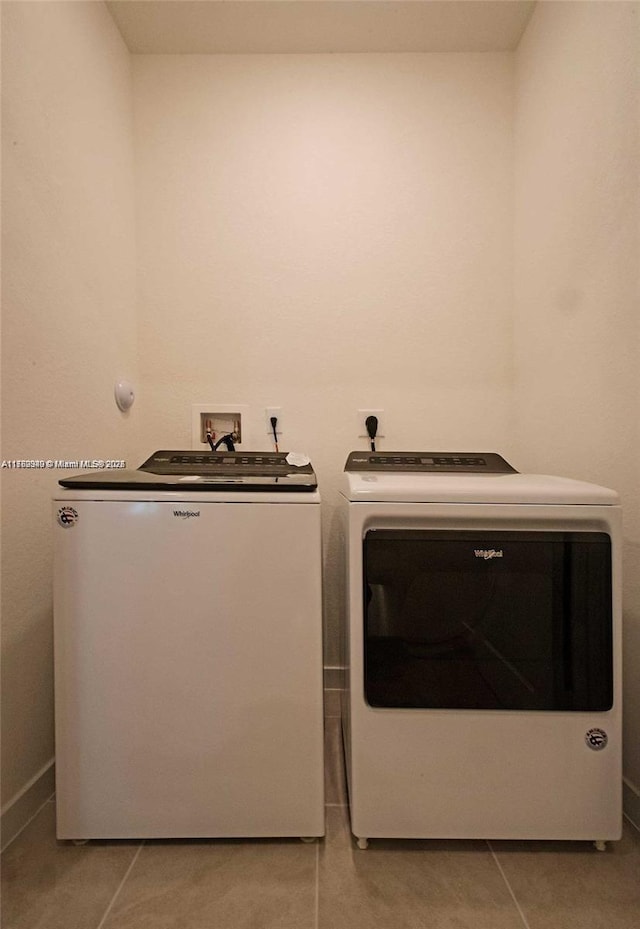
(363, 530), (612, 711)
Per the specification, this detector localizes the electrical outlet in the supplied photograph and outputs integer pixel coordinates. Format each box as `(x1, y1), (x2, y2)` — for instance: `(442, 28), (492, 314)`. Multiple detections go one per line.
(265, 407), (283, 442)
(357, 409), (385, 440)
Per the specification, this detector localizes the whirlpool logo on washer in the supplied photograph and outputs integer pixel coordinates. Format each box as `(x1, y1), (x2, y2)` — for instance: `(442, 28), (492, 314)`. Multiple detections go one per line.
(474, 549), (503, 560)
(173, 510), (200, 519)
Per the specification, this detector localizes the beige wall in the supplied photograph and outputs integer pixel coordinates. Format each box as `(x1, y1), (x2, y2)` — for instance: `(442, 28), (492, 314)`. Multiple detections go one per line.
(1, 0), (138, 836)
(2, 0), (639, 842)
(513, 1), (640, 814)
(132, 52), (515, 665)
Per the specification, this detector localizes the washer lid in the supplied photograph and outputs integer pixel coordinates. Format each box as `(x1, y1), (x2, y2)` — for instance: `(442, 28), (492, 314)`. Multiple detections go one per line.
(342, 470), (618, 505)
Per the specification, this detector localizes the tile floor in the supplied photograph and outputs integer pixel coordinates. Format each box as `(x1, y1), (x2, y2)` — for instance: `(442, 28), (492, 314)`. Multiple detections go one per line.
(3, 689), (640, 929)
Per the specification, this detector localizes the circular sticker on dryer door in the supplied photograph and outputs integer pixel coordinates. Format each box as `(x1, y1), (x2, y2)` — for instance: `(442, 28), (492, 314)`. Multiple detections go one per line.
(57, 506), (79, 528)
(585, 728), (608, 751)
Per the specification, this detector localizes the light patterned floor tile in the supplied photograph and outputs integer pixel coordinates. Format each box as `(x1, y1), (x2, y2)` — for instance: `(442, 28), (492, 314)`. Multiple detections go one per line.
(318, 806), (526, 929)
(100, 836), (317, 929)
(1, 801), (140, 929)
(490, 821), (640, 929)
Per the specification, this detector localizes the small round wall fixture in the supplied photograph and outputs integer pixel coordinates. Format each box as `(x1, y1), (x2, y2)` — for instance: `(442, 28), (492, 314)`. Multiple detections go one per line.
(114, 380), (135, 412)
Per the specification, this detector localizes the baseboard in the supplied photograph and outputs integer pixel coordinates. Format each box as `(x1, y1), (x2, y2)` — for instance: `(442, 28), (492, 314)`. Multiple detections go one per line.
(1, 758), (55, 852)
(623, 777), (640, 832)
(323, 666), (344, 689)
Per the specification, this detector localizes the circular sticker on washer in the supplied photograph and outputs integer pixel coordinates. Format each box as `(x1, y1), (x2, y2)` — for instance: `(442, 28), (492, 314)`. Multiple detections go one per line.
(585, 728), (608, 751)
(57, 506), (79, 528)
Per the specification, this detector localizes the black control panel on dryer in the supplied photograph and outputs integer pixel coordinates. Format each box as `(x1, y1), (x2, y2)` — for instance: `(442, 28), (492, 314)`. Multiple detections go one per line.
(344, 452), (517, 473)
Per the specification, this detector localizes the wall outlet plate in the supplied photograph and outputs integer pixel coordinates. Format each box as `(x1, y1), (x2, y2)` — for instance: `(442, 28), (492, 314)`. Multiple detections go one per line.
(191, 404), (249, 450)
(265, 407), (283, 438)
(357, 409), (385, 441)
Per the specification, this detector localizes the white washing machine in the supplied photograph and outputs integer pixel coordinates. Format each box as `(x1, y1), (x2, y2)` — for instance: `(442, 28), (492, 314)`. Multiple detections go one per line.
(53, 451), (324, 840)
(340, 451), (622, 849)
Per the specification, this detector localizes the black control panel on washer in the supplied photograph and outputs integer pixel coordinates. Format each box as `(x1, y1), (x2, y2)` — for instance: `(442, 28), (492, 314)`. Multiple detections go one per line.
(58, 450), (317, 491)
(140, 450), (314, 477)
(344, 452), (517, 473)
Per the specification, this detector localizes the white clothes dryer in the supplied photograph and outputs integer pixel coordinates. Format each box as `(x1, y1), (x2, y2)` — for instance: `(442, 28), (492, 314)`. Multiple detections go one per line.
(53, 451), (324, 840)
(340, 452), (622, 849)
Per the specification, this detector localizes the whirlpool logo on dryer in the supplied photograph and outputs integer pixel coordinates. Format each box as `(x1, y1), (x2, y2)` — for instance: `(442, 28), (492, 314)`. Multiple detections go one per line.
(474, 549), (503, 560)
(173, 510), (201, 519)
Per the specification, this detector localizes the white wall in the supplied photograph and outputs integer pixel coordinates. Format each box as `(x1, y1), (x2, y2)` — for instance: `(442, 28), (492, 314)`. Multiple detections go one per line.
(1, 0), (138, 841)
(132, 52), (515, 664)
(513, 1), (640, 817)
